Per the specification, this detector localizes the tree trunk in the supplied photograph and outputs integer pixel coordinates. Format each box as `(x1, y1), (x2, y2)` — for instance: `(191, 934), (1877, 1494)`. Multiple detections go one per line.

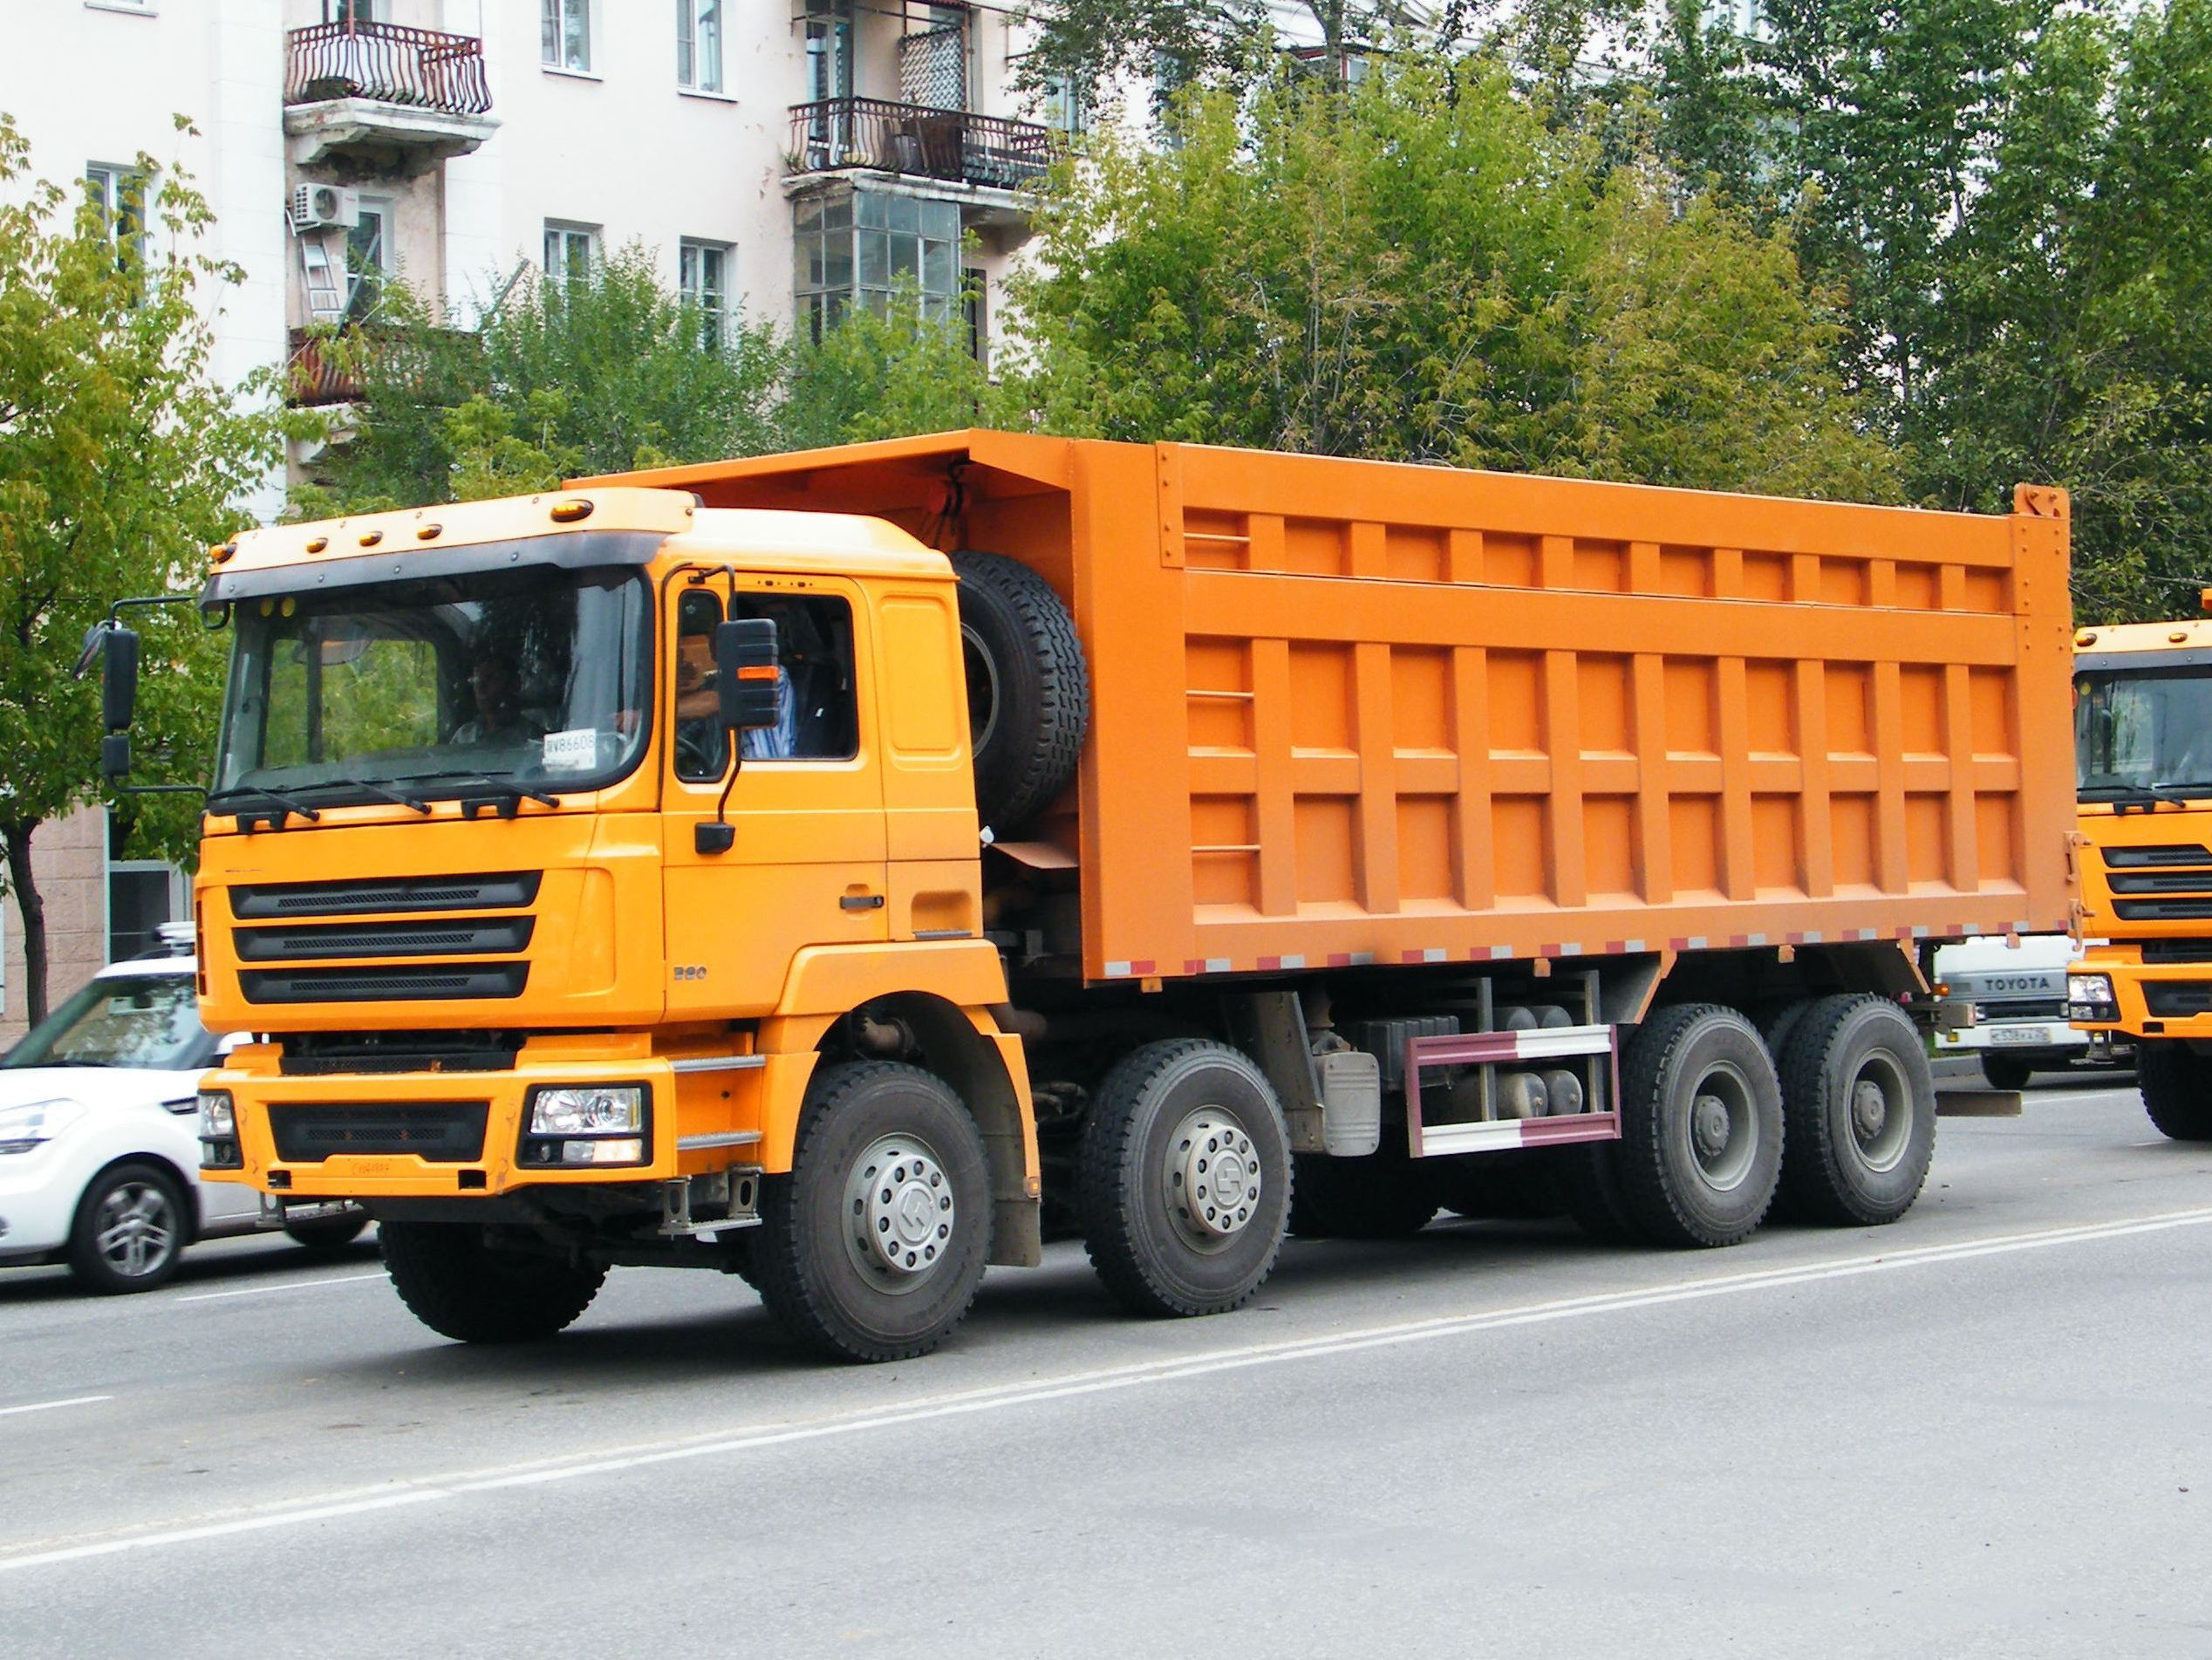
(3, 820), (48, 1028)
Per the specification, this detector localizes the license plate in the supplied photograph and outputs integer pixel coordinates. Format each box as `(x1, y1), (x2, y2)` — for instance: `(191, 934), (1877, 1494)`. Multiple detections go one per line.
(1990, 1028), (2050, 1045)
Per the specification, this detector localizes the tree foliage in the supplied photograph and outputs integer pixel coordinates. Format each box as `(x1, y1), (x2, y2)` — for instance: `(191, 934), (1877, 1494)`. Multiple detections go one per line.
(0, 113), (282, 1019)
(1007, 55), (1896, 497)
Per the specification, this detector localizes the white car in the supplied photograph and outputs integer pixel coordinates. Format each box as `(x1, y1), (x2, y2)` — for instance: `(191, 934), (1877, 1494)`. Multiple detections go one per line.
(0, 946), (365, 1293)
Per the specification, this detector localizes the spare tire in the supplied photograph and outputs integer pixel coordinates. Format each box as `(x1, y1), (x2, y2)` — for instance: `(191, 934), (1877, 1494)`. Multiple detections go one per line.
(952, 550), (1089, 833)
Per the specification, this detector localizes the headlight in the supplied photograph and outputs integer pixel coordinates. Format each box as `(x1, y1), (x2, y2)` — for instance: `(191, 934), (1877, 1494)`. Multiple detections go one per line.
(0, 1098), (85, 1155)
(529, 1086), (644, 1136)
(197, 1090), (235, 1137)
(2070, 974), (2115, 1004)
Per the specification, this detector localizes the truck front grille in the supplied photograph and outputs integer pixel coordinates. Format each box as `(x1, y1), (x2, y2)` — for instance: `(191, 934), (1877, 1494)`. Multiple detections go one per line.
(230, 871), (542, 919)
(270, 1102), (488, 1163)
(2141, 939), (2212, 963)
(234, 918), (534, 962)
(2112, 898), (2212, 922)
(2142, 983), (2212, 1018)
(2102, 844), (2212, 868)
(240, 963), (530, 1004)
(1978, 996), (2065, 1021)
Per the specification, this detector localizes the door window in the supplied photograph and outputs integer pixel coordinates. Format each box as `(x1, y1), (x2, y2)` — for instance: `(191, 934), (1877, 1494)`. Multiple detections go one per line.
(669, 589), (860, 780)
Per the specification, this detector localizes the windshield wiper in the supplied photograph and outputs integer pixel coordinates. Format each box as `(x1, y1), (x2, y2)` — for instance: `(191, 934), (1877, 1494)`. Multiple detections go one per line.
(298, 776), (433, 816)
(207, 785), (322, 828)
(393, 770), (561, 811)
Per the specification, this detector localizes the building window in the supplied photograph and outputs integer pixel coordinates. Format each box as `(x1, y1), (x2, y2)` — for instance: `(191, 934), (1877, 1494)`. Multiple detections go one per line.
(679, 239), (730, 348)
(83, 162), (148, 282)
(345, 199), (391, 321)
(677, 0), (722, 92)
(1041, 75), (1088, 137)
(794, 187), (959, 342)
(805, 2), (853, 100)
(325, 0), (378, 20)
(543, 222), (599, 287)
(542, 0), (591, 72)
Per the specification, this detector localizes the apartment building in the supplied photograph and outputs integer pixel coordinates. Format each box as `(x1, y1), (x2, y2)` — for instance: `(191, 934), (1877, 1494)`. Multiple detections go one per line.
(0, 0), (1058, 1034)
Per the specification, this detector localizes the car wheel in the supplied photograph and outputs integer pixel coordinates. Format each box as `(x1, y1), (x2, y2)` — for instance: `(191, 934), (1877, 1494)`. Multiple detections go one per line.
(67, 1161), (188, 1295)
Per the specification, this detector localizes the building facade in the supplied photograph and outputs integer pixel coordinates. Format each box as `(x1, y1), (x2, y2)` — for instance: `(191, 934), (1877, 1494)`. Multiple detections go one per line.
(0, 0), (1055, 1035)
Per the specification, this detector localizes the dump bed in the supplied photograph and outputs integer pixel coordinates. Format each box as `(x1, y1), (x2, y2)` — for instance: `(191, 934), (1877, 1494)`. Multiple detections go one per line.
(595, 434), (2076, 984)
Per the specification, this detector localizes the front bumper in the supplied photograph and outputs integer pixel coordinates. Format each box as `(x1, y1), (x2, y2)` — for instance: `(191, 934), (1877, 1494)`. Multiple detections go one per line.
(1933, 1021), (2085, 1056)
(2069, 961), (2212, 1041)
(202, 1035), (782, 1203)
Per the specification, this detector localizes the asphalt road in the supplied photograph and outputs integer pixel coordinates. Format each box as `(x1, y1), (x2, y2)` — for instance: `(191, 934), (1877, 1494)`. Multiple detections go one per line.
(3, 1072), (2208, 1657)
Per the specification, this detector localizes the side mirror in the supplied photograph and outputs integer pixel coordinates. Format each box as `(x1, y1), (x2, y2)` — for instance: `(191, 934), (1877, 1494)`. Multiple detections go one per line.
(99, 627), (140, 732)
(713, 618), (782, 731)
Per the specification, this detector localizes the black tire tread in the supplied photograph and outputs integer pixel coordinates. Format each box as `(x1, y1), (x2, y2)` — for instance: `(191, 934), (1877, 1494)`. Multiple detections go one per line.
(953, 550), (1089, 832)
(379, 1220), (605, 1343)
(1979, 1052), (2033, 1093)
(1776, 994), (1936, 1226)
(1076, 1039), (1288, 1317)
(2138, 1042), (2212, 1141)
(1615, 1003), (1781, 1248)
(752, 1061), (991, 1363)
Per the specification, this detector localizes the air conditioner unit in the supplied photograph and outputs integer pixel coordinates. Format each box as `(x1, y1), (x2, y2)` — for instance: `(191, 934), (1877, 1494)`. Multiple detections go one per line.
(288, 183), (360, 234)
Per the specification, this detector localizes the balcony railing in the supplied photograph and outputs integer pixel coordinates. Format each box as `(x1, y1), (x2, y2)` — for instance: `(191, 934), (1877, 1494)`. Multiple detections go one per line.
(286, 328), (359, 407)
(788, 98), (1054, 192)
(285, 21), (491, 116)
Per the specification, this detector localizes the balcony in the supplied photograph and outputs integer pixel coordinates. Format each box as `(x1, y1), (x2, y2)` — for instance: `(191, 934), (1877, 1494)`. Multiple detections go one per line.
(283, 22), (498, 172)
(787, 98), (1055, 201)
(286, 328), (359, 408)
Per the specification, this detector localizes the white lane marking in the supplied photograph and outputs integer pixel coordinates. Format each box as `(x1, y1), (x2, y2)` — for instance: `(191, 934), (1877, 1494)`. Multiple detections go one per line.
(6, 1204), (2211, 1574)
(0, 1396), (111, 1420)
(174, 1273), (386, 1305)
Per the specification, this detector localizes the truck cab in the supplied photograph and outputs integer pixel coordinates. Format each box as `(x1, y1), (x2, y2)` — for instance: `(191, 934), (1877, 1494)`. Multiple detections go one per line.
(2070, 612), (2212, 1137)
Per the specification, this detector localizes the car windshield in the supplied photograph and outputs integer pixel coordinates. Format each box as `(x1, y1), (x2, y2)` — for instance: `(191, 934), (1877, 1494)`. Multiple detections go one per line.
(3, 973), (212, 1071)
(212, 564), (652, 807)
(2077, 667), (2212, 797)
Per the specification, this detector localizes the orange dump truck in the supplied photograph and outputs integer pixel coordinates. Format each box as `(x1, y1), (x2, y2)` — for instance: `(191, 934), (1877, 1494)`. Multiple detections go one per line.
(105, 434), (2071, 1361)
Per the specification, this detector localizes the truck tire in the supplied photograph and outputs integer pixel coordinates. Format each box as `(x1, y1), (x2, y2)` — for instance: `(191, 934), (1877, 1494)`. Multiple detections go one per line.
(283, 1211), (370, 1252)
(66, 1160), (189, 1295)
(754, 1062), (992, 1363)
(1078, 1040), (1292, 1316)
(1615, 1004), (1784, 1247)
(1560, 1140), (1639, 1244)
(952, 550), (1089, 834)
(1979, 1052), (2033, 1092)
(1292, 1147), (1440, 1239)
(2137, 1041), (2212, 1141)
(1776, 995), (1936, 1226)
(379, 1221), (606, 1343)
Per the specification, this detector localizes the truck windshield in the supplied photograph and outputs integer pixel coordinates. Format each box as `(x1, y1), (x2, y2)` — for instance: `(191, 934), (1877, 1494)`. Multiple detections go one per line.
(3, 973), (213, 1071)
(2076, 667), (2212, 797)
(212, 565), (652, 808)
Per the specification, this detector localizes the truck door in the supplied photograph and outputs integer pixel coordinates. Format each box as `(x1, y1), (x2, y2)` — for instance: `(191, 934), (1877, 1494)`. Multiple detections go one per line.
(661, 578), (888, 1016)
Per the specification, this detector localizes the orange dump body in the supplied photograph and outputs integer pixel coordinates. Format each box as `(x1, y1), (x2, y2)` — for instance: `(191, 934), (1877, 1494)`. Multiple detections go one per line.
(599, 434), (2078, 983)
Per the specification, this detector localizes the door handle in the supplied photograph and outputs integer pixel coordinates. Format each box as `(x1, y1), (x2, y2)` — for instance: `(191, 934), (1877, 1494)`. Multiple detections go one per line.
(841, 892), (885, 910)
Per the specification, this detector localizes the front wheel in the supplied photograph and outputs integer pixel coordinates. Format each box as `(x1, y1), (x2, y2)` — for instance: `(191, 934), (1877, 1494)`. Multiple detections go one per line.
(67, 1161), (188, 1294)
(1615, 1005), (1784, 1247)
(1978, 1052), (2033, 1092)
(379, 1221), (606, 1342)
(753, 1062), (992, 1363)
(2138, 1041), (2212, 1141)
(1078, 1040), (1292, 1316)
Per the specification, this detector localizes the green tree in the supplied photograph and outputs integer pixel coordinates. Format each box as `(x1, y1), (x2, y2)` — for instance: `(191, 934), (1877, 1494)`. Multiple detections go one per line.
(0, 114), (282, 1021)
(777, 286), (1023, 452)
(1007, 54), (1897, 495)
(302, 243), (783, 510)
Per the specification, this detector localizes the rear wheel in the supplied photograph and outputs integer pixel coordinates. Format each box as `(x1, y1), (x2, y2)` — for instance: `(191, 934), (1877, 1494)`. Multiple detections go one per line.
(1615, 1005), (1784, 1247)
(1078, 1040), (1291, 1316)
(1978, 1052), (2033, 1092)
(67, 1161), (188, 1295)
(2138, 1041), (2212, 1141)
(379, 1221), (605, 1342)
(1777, 995), (1936, 1226)
(754, 1062), (992, 1363)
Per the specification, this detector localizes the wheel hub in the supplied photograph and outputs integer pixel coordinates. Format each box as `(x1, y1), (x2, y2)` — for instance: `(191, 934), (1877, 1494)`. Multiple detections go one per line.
(1164, 1110), (1261, 1242)
(96, 1184), (176, 1279)
(1851, 1078), (1888, 1141)
(845, 1136), (955, 1288)
(1692, 1094), (1734, 1160)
